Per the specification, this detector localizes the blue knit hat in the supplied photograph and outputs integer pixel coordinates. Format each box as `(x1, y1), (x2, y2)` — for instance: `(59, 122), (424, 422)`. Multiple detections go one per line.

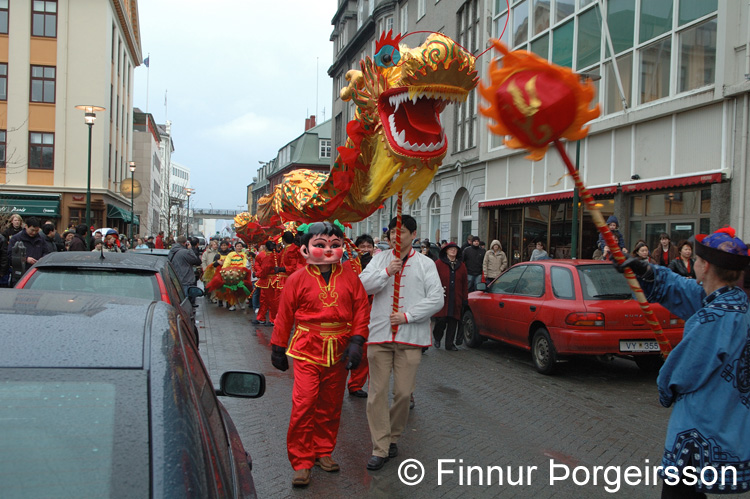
(694, 227), (750, 270)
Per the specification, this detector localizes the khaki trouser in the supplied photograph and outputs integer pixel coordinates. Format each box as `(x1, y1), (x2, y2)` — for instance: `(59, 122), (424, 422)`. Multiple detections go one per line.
(366, 343), (422, 457)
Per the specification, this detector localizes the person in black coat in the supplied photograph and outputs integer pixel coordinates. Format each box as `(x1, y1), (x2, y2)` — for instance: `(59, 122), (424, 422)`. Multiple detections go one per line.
(668, 240), (696, 279)
(432, 242), (469, 351)
(462, 236), (486, 292)
(41, 223), (58, 253)
(7, 216), (51, 284)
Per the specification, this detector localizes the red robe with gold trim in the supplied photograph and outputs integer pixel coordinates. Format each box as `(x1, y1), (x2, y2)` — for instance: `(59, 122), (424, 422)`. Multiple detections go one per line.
(270, 263), (370, 470)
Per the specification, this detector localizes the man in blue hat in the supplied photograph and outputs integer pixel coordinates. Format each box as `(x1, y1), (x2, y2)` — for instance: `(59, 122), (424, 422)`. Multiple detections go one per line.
(618, 227), (750, 497)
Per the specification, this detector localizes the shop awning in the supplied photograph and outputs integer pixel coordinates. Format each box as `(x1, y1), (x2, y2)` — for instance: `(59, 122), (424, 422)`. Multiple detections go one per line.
(0, 193), (60, 217)
(107, 204), (140, 224)
(479, 185), (618, 209)
(620, 172), (722, 193)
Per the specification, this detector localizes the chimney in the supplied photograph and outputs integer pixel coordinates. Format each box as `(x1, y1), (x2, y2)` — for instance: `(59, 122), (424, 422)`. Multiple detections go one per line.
(304, 115), (316, 131)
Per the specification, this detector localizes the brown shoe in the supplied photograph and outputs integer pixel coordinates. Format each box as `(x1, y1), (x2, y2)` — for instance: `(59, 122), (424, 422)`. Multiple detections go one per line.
(315, 455), (340, 472)
(292, 468), (311, 487)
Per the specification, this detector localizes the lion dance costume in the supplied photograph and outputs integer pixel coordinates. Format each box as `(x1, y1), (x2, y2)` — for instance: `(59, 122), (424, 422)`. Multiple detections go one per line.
(205, 250), (253, 308)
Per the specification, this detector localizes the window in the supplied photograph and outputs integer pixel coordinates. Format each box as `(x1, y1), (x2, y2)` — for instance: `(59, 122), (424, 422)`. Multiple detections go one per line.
(550, 266), (575, 299)
(0, 63), (6, 101)
(319, 139), (331, 159)
(428, 194), (440, 242)
(29, 132), (54, 170)
(512, 0), (529, 47)
(678, 18), (717, 93)
(0, 0), (8, 34)
(418, 0), (426, 20)
(30, 66), (55, 103)
(357, 0), (364, 29)
(411, 199), (422, 218)
(399, 3), (408, 34)
(0, 129), (5, 167)
(385, 15), (393, 34)
(455, 0), (479, 152)
(32, 0), (57, 38)
(639, 37), (671, 104)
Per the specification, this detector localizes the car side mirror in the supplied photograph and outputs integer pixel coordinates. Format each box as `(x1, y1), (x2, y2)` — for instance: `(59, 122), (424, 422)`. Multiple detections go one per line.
(217, 371), (266, 398)
(187, 286), (204, 298)
(476, 282), (487, 292)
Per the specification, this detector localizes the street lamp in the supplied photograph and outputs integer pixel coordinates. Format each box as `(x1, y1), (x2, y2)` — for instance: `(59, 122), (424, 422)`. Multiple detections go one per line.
(129, 162), (136, 240)
(75, 105), (106, 247)
(185, 188), (195, 237)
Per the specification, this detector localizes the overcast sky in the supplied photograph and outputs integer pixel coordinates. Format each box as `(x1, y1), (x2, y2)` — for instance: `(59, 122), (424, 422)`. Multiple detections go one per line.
(133, 0), (336, 211)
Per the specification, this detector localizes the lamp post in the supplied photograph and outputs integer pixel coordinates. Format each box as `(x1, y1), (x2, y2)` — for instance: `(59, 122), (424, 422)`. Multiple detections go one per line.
(185, 188), (195, 237)
(75, 105), (105, 247)
(129, 162), (136, 240)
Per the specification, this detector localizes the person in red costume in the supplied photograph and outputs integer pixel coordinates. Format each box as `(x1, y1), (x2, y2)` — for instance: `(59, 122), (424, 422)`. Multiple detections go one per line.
(253, 240), (280, 325)
(278, 231), (305, 289)
(270, 222), (370, 488)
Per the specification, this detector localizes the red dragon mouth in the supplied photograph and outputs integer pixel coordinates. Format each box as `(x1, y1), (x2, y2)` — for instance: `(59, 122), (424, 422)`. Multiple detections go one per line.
(379, 89), (449, 158)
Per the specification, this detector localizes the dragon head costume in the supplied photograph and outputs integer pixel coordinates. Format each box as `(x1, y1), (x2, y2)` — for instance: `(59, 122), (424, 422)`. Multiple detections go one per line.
(256, 31), (478, 224)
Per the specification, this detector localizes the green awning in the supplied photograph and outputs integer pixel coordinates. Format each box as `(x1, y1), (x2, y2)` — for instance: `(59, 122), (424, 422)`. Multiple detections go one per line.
(0, 194), (60, 217)
(106, 204), (140, 225)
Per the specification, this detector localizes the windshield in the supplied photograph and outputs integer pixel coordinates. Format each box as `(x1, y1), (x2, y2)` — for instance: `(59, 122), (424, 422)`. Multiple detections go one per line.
(24, 269), (159, 301)
(577, 265), (634, 300)
(0, 369), (149, 498)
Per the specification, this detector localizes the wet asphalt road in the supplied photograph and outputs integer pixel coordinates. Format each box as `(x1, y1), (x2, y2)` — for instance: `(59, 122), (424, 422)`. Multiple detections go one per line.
(197, 297), (674, 499)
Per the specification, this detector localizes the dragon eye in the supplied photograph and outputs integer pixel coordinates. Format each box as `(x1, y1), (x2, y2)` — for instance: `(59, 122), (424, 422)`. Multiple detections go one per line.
(374, 46), (401, 68)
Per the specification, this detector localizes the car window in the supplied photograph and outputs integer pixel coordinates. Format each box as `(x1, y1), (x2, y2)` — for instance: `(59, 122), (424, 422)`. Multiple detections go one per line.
(0, 369), (149, 498)
(514, 265), (545, 297)
(551, 266), (575, 300)
(24, 269), (159, 301)
(180, 319), (232, 493)
(489, 265), (526, 294)
(577, 265), (634, 300)
(166, 265), (186, 302)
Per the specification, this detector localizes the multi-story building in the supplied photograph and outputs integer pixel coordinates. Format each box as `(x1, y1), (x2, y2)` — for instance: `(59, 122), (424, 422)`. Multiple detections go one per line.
(132, 108), (161, 237)
(0, 0), (143, 234)
(168, 160), (190, 237)
(157, 120), (173, 233)
(266, 117), (332, 190)
(329, 0), (750, 264)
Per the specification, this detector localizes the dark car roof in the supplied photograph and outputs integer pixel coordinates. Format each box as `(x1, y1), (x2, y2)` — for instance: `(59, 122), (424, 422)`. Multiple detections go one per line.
(131, 248), (171, 257)
(0, 289), (171, 369)
(32, 250), (168, 271)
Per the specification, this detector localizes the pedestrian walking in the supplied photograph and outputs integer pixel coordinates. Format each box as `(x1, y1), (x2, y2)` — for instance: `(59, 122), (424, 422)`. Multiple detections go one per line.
(652, 232), (678, 266)
(359, 215), (443, 471)
(168, 236), (201, 300)
(617, 227), (750, 497)
(432, 242), (468, 351)
(269, 222), (370, 487)
(7, 217), (50, 285)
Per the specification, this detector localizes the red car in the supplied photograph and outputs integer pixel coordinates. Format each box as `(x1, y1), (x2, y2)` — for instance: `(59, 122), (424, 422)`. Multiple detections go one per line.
(461, 260), (684, 374)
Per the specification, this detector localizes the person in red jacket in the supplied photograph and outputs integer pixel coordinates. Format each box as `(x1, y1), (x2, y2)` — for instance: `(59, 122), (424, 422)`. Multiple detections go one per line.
(277, 231), (304, 289)
(154, 231), (165, 249)
(252, 241), (279, 325)
(270, 221), (370, 487)
(432, 242), (469, 350)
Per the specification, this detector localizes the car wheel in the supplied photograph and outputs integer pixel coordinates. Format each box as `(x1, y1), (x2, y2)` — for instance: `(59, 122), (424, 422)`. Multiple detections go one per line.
(462, 309), (483, 348)
(634, 355), (663, 373)
(531, 328), (557, 375)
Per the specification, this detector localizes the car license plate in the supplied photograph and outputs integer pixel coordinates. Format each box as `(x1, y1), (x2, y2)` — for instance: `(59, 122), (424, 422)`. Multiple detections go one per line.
(619, 340), (660, 352)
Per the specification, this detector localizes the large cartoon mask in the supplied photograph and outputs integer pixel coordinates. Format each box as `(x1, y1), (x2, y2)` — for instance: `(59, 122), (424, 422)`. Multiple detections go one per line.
(300, 234), (344, 265)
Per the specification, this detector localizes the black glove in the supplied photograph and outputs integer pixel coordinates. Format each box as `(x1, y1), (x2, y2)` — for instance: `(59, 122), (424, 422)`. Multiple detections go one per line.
(614, 257), (654, 281)
(274, 266), (286, 273)
(344, 335), (366, 370)
(271, 344), (289, 371)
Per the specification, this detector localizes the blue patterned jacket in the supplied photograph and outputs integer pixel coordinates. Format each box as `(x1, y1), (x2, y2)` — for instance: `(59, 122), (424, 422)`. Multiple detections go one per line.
(648, 266), (750, 494)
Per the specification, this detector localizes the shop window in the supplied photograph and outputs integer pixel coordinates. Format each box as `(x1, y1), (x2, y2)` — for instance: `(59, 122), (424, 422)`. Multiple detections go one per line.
(678, 19), (717, 93)
(700, 188), (711, 213)
(630, 195), (644, 216)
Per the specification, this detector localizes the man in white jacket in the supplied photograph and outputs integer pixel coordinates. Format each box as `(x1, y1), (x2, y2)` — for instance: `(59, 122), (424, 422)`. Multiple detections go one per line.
(359, 215), (443, 471)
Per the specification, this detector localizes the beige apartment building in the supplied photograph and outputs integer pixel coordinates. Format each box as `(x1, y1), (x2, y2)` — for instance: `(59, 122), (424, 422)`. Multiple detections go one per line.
(0, 0), (142, 234)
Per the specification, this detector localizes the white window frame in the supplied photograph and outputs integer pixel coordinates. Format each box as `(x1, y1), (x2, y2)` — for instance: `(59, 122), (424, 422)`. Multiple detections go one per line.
(400, 3), (408, 34)
(319, 139), (331, 159)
